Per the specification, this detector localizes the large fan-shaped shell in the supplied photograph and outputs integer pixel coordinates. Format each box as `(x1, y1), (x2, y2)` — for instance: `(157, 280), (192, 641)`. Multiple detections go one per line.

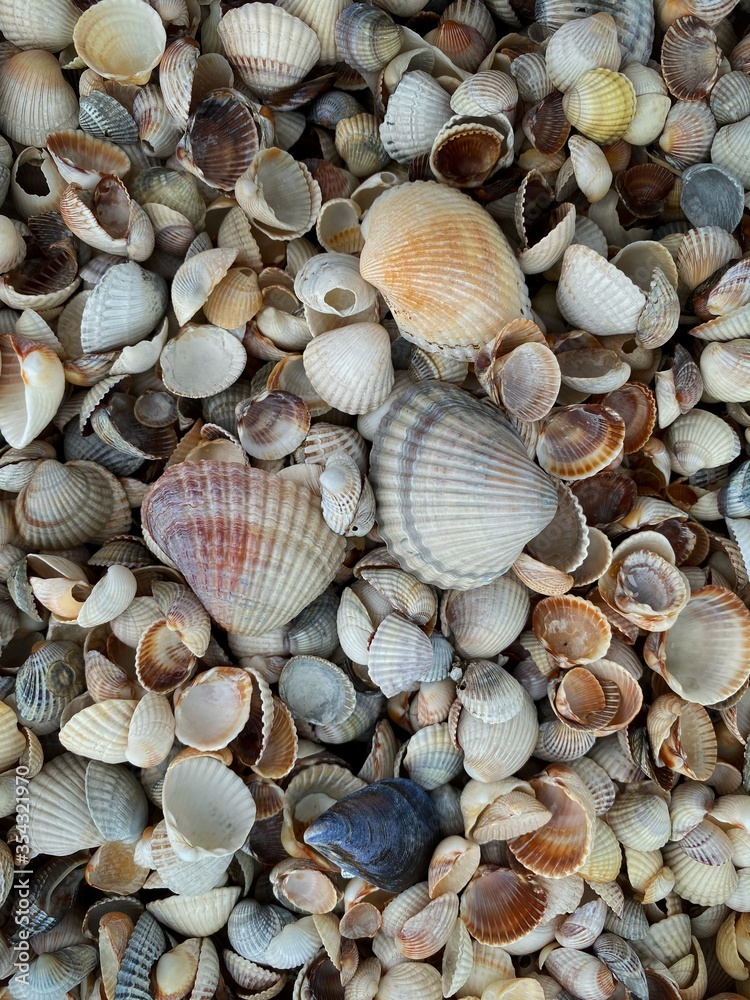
(360, 181), (530, 360)
(369, 381), (558, 589)
(141, 461), (346, 635)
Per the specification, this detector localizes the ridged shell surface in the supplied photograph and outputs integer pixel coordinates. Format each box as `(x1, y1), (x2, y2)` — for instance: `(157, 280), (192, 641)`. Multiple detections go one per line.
(535, 0), (654, 65)
(360, 181), (530, 360)
(369, 382), (558, 589)
(141, 461), (346, 635)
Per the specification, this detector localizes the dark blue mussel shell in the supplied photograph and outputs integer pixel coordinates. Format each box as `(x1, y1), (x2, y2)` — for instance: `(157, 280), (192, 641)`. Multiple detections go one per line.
(303, 778), (440, 893)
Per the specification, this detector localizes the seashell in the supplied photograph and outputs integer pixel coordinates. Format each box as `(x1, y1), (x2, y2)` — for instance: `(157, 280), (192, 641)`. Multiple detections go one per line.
(335, 113), (390, 178)
(177, 89), (264, 193)
(79, 90), (138, 146)
(59, 697), (136, 763)
(28, 752), (102, 856)
(557, 244), (646, 337)
(533, 594), (611, 668)
(700, 340), (750, 403)
(680, 163), (744, 234)
(662, 822), (739, 906)
(142, 461), (346, 635)
(236, 390), (310, 462)
(15, 459), (119, 550)
(535, 0), (655, 65)
(664, 409), (740, 476)
(303, 322), (394, 415)
(148, 887), (241, 937)
(126, 693), (175, 768)
(542, 947), (615, 1000)
(162, 753), (255, 862)
(0, 0), (79, 51)
(456, 689), (538, 781)
(76, 564), (136, 629)
(460, 866), (547, 947)
(510, 51), (553, 105)
(711, 69), (750, 125)
(430, 113), (514, 188)
(712, 117), (750, 189)
(0, 335), (65, 450)
(661, 15), (721, 101)
(219, 3), (320, 97)
(0, 49), (78, 146)
(369, 381), (557, 589)
(60, 175), (154, 262)
(545, 14), (621, 93)
(79, 261), (167, 353)
(85, 760), (148, 844)
(236, 148), (321, 241)
(360, 181), (530, 360)
(659, 101), (716, 170)
(315, 198), (363, 255)
(536, 403), (625, 481)
(441, 574), (529, 659)
(74, 0), (167, 83)
(562, 69), (637, 145)
(335, 3), (403, 74)
(46, 130), (130, 190)
(173, 667), (253, 752)
(450, 70), (517, 120)
(171, 247), (237, 327)
(304, 779), (440, 893)
(645, 585), (750, 704)
(160, 324), (247, 400)
(15, 641), (85, 733)
(568, 135), (612, 204)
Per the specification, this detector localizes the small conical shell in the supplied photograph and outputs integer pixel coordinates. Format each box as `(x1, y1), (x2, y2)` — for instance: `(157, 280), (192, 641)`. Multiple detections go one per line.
(141, 461), (346, 635)
(360, 181), (531, 360)
(369, 381), (557, 589)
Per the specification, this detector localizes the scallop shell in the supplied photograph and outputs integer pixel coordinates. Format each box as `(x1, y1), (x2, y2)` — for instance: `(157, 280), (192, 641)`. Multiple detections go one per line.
(141, 461), (345, 635)
(360, 181), (531, 360)
(536, 404), (625, 481)
(369, 381), (557, 589)
(460, 866), (547, 947)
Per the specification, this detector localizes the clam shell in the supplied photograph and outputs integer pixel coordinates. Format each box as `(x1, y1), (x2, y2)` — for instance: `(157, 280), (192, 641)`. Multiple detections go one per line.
(148, 887), (242, 937)
(141, 461), (346, 635)
(303, 321), (394, 415)
(369, 381), (557, 589)
(645, 585), (750, 704)
(80, 261), (167, 353)
(0, 0), (79, 51)
(0, 335), (65, 450)
(711, 69), (750, 124)
(218, 3), (321, 98)
(562, 69), (637, 145)
(360, 181), (531, 360)
(15, 641), (85, 732)
(680, 162), (744, 233)
(177, 89), (263, 193)
(84, 760), (148, 843)
(16, 460), (116, 550)
(174, 667), (253, 751)
(661, 15), (720, 101)
(160, 324), (247, 400)
(460, 866), (547, 947)
(659, 100), (716, 170)
(236, 148), (322, 241)
(162, 754), (255, 861)
(536, 404), (626, 481)
(304, 779), (440, 893)
(457, 691), (538, 782)
(0, 49), (78, 146)
(545, 13), (621, 92)
(73, 0), (167, 83)
(441, 575), (529, 659)
(557, 244), (646, 336)
(28, 752), (102, 856)
(335, 3), (403, 73)
(535, 0), (655, 64)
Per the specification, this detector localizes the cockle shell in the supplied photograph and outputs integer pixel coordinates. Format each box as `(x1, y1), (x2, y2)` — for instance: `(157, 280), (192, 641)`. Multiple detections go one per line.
(369, 381), (558, 589)
(304, 779), (440, 893)
(360, 181), (531, 360)
(0, 49), (79, 146)
(141, 461), (346, 635)
(73, 0), (167, 84)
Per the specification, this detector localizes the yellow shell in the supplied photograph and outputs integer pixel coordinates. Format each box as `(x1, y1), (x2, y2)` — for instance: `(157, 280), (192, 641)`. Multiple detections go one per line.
(563, 69), (637, 145)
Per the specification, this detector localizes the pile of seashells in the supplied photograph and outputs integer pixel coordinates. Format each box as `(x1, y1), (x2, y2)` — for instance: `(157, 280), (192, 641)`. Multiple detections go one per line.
(7, 0), (750, 998)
